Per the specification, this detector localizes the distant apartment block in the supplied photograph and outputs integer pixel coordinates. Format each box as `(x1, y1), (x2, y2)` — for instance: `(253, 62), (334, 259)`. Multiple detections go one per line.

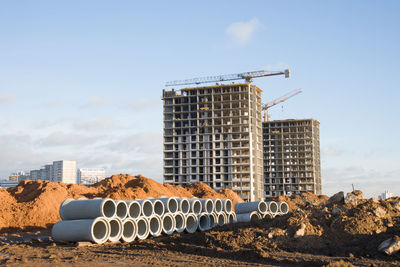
(52, 160), (77, 184)
(19, 160), (77, 184)
(77, 168), (106, 185)
(9, 171), (26, 181)
(262, 119), (321, 197)
(162, 84), (264, 201)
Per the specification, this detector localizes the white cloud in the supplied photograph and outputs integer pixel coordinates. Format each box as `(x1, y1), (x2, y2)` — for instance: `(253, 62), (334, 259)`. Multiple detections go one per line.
(101, 132), (162, 154)
(38, 132), (104, 147)
(226, 18), (263, 46)
(0, 93), (15, 103)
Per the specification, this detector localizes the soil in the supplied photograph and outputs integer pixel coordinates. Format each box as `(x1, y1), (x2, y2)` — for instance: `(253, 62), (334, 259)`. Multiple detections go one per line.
(1, 176), (400, 266)
(0, 174), (242, 231)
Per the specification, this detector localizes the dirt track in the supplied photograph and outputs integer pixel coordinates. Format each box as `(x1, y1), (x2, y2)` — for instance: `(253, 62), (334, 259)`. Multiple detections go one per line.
(1, 227), (398, 267)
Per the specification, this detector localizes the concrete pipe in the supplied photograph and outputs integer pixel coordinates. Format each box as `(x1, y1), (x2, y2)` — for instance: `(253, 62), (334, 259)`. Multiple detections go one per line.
(126, 200), (141, 219)
(227, 212), (237, 224)
(236, 211), (262, 223)
(136, 217), (150, 240)
(222, 212), (229, 224)
(235, 201), (267, 215)
(148, 199), (165, 217)
(188, 198), (202, 215)
(200, 199), (213, 214)
(148, 215), (163, 237)
(177, 198), (190, 214)
(174, 212), (186, 233)
(107, 217), (123, 242)
(210, 213), (218, 227)
(185, 213), (199, 234)
(221, 199), (233, 213)
(116, 201), (128, 220)
(267, 201), (279, 214)
(263, 213), (273, 220)
(212, 199), (223, 213)
(158, 197), (178, 214)
(52, 217), (110, 244)
(215, 213), (225, 226)
(197, 213), (211, 231)
(59, 198), (116, 220)
(208, 212), (216, 228)
(121, 218), (137, 243)
(137, 199), (154, 218)
(162, 213), (176, 235)
(278, 202), (289, 215)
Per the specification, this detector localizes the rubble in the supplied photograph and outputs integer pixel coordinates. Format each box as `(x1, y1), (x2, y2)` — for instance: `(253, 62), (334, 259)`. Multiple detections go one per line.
(326, 191), (344, 205)
(378, 236), (400, 255)
(344, 190), (364, 205)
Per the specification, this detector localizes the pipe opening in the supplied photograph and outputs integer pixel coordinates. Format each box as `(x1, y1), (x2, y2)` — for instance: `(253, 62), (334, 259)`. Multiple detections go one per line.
(122, 220), (136, 241)
(116, 202), (128, 219)
(225, 200), (232, 212)
(137, 219), (147, 238)
(180, 199), (190, 214)
(142, 201), (153, 217)
(280, 202), (289, 214)
(259, 202), (267, 213)
(228, 213), (235, 224)
(217, 214), (225, 225)
(206, 201), (213, 213)
(269, 202), (278, 213)
(129, 202), (141, 219)
(264, 213), (273, 219)
(109, 219), (121, 238)
(153, 201), (164, 216)
(193, 201), (201, 214)
(93, 220), (108, 241)
(185, 215), (197, 233)
(102, 200), (116, 218)
(163, 215), (174, 232)
(168, 198), (178, 213)
(175, 214), (184, 230)
(214, 200), (222, 213)
(149, 217), (160, 234)
(250, 213), (261, 222)
(209, 214), (215, 228)
(199, 215), (209, 231)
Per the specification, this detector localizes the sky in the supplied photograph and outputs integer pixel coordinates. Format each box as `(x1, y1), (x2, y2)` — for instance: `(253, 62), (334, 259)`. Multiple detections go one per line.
(0, 1), (399, 197)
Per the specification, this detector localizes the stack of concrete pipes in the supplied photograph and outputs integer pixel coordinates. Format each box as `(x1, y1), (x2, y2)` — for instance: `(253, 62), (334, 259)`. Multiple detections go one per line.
(235, 200), (289, 222)
(52, 197), (236, 244)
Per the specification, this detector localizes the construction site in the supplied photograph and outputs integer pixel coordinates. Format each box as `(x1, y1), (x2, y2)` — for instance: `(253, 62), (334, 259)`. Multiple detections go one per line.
(0, 69), (398, 266)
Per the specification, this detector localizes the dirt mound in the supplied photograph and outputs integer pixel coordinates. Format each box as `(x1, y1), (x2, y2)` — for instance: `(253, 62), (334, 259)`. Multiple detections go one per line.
(183, 190), (400, 260)
(0, 174), (242, 231)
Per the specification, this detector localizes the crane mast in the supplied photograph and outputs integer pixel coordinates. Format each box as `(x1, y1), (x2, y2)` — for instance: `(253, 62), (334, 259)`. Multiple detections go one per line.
(166, 69), (289, 87)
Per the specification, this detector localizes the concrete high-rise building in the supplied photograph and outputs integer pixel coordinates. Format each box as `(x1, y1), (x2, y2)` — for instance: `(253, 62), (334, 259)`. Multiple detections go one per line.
(162, 83), (263, 201)
(52, 160), (77, 184)
(77, 168), (106, 185)
(262, 119), (321, 197)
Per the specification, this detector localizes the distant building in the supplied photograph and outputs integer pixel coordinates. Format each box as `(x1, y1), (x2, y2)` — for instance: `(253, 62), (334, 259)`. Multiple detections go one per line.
(30, 170), (40, 180)
(53, 160), (77, 184)
(263, 119), (321, 197)
(0, 181), (19, 188)
(378, 190), (393, 200)
(9, 171), (25, 181)
(77, 168), (106, 185)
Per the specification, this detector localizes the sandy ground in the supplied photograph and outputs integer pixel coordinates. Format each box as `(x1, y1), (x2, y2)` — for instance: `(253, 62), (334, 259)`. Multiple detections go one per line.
(1, 230), (399, 267)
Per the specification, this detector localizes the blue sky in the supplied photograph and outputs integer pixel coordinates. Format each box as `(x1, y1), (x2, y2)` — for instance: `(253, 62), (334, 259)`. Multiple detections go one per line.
(0, 1), (399, 197)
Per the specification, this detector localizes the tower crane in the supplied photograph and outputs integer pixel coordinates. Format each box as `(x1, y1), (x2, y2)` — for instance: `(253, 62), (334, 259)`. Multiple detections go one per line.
(165, 69), (290, 87)
(262, 89), (302, 122)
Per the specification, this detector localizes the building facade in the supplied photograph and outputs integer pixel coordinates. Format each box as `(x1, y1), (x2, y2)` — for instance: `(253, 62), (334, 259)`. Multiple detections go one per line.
(77, 168), (106, 185)
(162, 83), (263, 201)
(262, 119), (321, 197)
(52, 160), (77, 184)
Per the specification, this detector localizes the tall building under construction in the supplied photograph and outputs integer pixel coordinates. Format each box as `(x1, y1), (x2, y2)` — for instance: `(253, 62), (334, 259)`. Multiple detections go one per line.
(162, 84), (264, 201)
(262, 119), (321, 197)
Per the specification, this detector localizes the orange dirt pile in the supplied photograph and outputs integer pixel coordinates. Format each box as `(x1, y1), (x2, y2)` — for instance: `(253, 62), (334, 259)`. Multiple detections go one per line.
(0, 174), (242, 231)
